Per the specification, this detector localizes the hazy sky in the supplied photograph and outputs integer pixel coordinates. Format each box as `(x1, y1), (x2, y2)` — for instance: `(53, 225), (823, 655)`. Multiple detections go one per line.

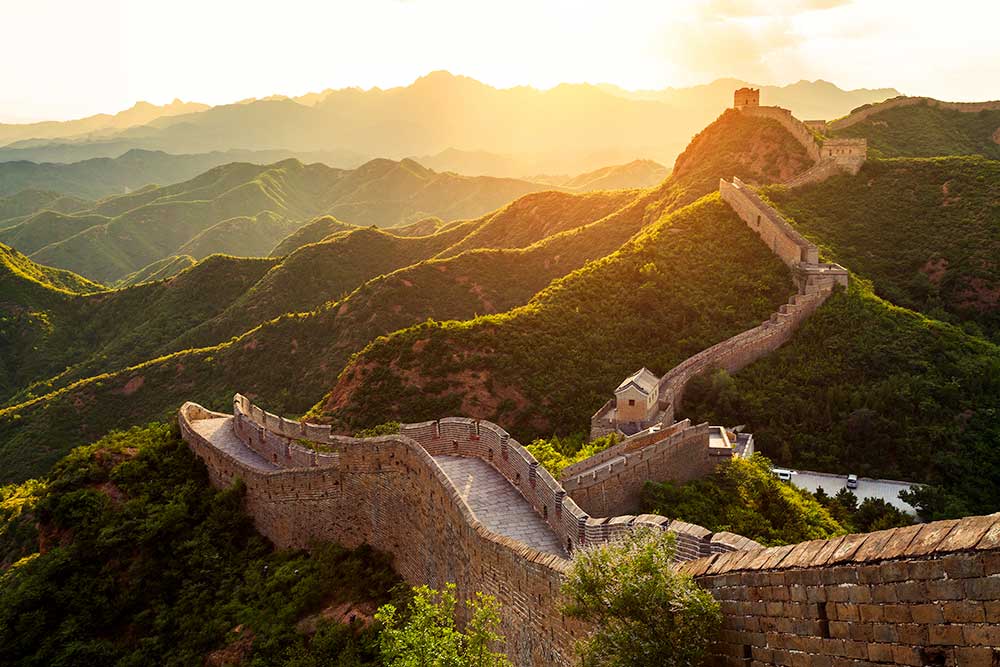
(3, 0), (999, 122)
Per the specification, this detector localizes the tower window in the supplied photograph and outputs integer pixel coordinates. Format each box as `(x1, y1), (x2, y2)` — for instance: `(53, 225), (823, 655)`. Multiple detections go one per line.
(628, 399), (635, 406)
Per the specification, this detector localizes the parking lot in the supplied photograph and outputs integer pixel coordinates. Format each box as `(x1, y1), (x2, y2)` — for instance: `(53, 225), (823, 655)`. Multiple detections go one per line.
(783, 469), (920, 515)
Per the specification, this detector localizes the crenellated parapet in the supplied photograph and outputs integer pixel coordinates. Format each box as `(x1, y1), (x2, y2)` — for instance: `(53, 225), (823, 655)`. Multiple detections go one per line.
(221, 394), (759, 559)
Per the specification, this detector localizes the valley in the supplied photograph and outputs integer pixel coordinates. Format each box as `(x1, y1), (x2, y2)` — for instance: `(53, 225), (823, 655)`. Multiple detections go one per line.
(1, 38), (1000, 665)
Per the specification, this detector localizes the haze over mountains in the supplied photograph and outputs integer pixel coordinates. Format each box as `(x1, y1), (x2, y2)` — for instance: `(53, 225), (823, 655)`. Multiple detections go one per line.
(0, 74), (899, 176)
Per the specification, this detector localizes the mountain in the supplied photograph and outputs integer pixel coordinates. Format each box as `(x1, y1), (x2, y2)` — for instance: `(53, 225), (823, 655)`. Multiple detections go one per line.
(827, 98), (1000, 159)
(601, 78), (901, 123)
(0, 148), (368, 200)
(269, 216), (358, 256)
(4, 157), (562, 283)
(0, 103), (830, 482)
(0, 73), (898, 174)
(0, 189), (90, 225)
(532, 160), (670, 191)
(0, 99), (209, 147)
(310, 192), (793, 436)
(765, 156), (1000, 340)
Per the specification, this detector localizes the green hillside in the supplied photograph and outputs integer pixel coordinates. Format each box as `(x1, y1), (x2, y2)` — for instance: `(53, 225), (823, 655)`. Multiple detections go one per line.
(0, 187), (654, 482)
(764, 157), (1000, 340)
(0, 104), (818, 482)
(680, 281), (1000, 518)
(1, 254), (277, 407)
(269, 215), (358, 256)
(311, 194), (793, 437)
(175, 212), (301, 259)
(831, 101), (1000, 158)
(117, 254), (196, 287)
(435, 189), (641, 258)
(670, 108), (813, 195)
(5, 157), (563, 283)
(0, 211), (109, 255)
(0, 189), (90, 225)
(178, 222), (483, 348)
(0, 423), (397, 665)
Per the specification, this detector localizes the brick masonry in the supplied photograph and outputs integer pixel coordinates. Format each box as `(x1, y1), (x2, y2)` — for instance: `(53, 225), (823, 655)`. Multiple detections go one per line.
(681, 514), (1000, 667)
(180, 397), (758, 666)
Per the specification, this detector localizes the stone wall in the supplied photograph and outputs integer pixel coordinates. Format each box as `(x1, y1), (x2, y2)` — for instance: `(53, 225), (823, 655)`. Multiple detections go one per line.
(784, 158), (850, 189)
(562, 422), (719, 516)
(742, 106), (823, 164)
(721, 176), (818, 268)
(183, 401), (582, 666)
(655, 284), (831, 425)
(226, 395), (758, 561)
(828, 96), (1000, 131)
(681, 513), (1000, 667)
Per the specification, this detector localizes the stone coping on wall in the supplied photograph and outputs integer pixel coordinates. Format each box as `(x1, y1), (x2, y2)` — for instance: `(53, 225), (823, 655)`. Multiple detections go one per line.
(223, 394), (759, 559)
(680, 513), (1000, 579)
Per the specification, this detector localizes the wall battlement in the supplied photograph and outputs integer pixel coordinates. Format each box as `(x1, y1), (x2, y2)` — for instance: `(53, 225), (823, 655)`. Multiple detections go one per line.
(180, 394), (761, 665)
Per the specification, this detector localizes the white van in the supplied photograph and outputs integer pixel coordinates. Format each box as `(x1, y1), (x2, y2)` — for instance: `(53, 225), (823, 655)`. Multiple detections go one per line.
(773, 468), (794, 482)
(847, 474), (859, 489)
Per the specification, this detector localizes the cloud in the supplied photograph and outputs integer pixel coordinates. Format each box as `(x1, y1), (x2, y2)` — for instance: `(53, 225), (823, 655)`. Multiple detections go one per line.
(700, 0), (852, 19)
(664, 14), (803, 82)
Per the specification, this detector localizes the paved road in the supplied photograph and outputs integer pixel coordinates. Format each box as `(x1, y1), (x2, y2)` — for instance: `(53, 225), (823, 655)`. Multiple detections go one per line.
(786, 469), (919, 515)
(435, 455), (567, 557)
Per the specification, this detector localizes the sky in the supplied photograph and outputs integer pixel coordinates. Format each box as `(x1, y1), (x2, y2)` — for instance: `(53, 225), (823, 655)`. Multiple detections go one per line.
(3, 0), (999, 122)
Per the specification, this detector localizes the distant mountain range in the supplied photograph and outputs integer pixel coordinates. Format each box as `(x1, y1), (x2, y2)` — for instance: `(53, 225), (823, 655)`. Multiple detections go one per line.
(0, 156), (666, 283)
(0, 73), (899, 175)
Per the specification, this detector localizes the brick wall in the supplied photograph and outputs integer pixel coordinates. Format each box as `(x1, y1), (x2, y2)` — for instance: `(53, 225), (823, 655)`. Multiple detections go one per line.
(681, 514), (1000, 667)
(183, 401), (582, 666)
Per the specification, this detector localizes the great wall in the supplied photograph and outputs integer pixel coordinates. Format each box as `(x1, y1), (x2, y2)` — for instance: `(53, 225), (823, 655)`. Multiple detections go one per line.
(179, 90), (1000, 665)
(828, 96), (1000, 131)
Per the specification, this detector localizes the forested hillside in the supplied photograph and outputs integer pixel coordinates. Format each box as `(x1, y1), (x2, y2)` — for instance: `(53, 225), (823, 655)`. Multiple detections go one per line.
(0, 424), (397, 665)
(0, 107), (821, 482)
(312, 194), (792, 436)
(829, 100), (1000, 159)
(764, 157), (1000, 340)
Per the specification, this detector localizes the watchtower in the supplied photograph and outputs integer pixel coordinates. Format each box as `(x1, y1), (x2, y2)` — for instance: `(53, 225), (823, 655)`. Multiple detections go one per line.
(734, 87), (760, 109)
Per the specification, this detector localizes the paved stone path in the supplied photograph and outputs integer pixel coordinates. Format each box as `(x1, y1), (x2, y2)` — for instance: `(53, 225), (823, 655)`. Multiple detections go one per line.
(190, 417), (279, 471)
(434, 455), (567, 557)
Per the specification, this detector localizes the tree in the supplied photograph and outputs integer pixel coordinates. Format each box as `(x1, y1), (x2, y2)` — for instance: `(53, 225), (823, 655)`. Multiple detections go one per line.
(561, 529), (721, 667)
(375, 584), (510, 667)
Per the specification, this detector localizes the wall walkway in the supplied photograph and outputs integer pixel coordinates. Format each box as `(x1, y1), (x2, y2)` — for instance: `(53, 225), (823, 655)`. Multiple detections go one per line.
(180, 395), (760, 666)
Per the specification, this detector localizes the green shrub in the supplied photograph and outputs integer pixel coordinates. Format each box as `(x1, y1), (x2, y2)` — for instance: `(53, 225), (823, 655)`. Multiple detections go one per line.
(562, 529), (721, 667)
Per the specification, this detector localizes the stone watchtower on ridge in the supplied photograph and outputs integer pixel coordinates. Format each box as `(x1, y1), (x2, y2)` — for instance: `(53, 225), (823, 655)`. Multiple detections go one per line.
(734, 87), (760, 109)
